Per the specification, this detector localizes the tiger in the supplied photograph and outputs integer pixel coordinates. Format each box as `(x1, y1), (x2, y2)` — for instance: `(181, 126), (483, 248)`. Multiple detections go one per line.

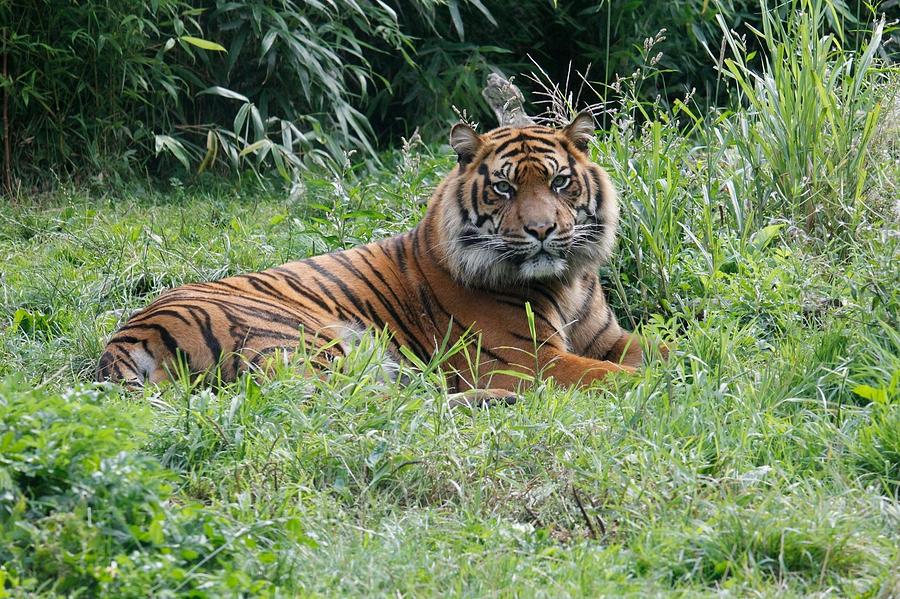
(97, 113), (660, 404)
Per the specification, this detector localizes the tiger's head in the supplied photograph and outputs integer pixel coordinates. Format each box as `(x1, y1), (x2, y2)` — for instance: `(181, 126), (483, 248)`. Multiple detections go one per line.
(428, 113), (619, 289)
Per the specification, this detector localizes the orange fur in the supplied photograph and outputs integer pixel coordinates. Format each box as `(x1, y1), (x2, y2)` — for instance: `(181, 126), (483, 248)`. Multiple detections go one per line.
(98, 115), (661, 394)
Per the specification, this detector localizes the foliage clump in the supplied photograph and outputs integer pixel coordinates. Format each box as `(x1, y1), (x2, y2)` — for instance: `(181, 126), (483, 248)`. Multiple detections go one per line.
(2, 0), (894, 188)
(0, 380), (313, 596)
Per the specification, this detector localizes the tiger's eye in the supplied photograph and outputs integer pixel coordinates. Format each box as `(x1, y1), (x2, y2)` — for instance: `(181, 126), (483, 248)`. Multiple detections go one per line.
(492, 181), (513, 195)
(552, 175), (571, 190)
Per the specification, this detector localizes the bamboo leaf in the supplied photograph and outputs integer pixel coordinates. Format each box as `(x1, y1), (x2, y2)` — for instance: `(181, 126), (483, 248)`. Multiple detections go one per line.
(199, 86), (249, 103)
(239, 138), (272, 157)
(180, 35), (227, 52)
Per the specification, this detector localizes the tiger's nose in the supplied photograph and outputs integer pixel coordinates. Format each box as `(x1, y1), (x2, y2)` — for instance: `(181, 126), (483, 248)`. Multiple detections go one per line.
(523, 222), (557, 241)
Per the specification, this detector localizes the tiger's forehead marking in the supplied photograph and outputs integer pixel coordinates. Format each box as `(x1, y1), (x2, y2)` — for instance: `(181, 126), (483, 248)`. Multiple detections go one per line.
(481, 126), (569, 182)
(484, 125), (556, 140)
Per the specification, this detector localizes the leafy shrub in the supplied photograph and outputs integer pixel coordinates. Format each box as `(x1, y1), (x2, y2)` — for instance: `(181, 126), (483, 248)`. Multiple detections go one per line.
(578, 0), (897, 322)
(0, 0), (196, 186)
(852, 400), (900, 483)
(166, 0), (418, 176)
(719, 0), (889, 239)
(0, 379), (309, 595)
(0, 0), (892, 188)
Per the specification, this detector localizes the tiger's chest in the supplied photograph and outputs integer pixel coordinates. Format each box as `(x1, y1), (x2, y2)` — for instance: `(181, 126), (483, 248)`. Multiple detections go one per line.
(539, 273), (609, 350)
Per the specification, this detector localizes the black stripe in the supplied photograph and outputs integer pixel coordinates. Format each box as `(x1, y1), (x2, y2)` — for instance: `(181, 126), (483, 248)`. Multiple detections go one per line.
(254, 269), (284, 281)
(586, 307), (613, 353)
(416, 285), (440, 344)
(186, 305), (223, 366)
(589, 169), (605, 212)
(493, 133), (558, 156)
(120, 350), (140, 373)
(129, 307), (192, 327)
(389, 235), (408, 273)
(420, 219), (437, 250)
(124, 323), (188, 369)
(310, 277), (356, 322)
(498, 147), (525, 160)
(376, 242), (407, 283)
(243, 273), (284, 297)
(471, 172), (483, 215)
(332, 253), (429, 358)
(581, 172), (594, 218)
(567, 153), (578, 178)
(511, 331), (537, 344)
(271, 267), (336, 314)
(456, 181), (467, 218)
(207, 280), (251, 293)
(530, 286), (567, 324)
(500, 145), (557, 161)
(96, 352), (114, 380)
(356, 251), (418, 323)
(572, 276), (598, 325)
(306, 259), (373, 322)
(109, 349), (140, 377)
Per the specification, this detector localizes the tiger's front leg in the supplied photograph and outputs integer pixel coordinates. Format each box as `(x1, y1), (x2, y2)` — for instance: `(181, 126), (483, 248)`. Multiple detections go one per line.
(582, 319), (670, 369)
(566, 274), (661, 369)
(453, 339), (636, 396)
(603, 331), (646, 368)
(449, 347), (634, 407)
(539, 347), (636, 386)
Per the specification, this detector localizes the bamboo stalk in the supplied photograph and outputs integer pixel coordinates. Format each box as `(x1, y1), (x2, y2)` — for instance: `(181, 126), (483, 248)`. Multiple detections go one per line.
(2, 32), (12, 196)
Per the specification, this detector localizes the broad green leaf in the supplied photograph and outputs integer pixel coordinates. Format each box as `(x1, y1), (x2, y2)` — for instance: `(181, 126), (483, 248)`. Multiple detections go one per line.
(239, 139), (272, 157)
(853, 384), (888, 404)
(153, 134), (190, 170)
(447, 0), (464, 40)
(199, 86), (249, 103)
(750, 224), (785, 251)
(180, 35), (227, 52)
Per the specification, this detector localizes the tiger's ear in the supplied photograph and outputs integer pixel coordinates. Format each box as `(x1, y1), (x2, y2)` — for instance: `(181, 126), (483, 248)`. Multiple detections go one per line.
(449, 123), (483, 165)
(562, 111), (596, 152)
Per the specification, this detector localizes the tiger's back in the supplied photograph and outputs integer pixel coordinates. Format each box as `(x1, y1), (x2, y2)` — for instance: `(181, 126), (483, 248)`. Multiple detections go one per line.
(96, 233), (426, 385)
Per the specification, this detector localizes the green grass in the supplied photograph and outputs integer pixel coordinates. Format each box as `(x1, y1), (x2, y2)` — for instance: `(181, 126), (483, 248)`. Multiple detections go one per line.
(1, 152), (897, 595)
(2, 3), (900, 594)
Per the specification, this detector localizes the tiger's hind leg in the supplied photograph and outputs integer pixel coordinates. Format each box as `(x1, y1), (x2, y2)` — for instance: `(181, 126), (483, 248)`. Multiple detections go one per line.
(96, 325), (207, 388)
(96, 288), (324, 387)
(96, 337), (184, 387)
(97, 315), (403, 390)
